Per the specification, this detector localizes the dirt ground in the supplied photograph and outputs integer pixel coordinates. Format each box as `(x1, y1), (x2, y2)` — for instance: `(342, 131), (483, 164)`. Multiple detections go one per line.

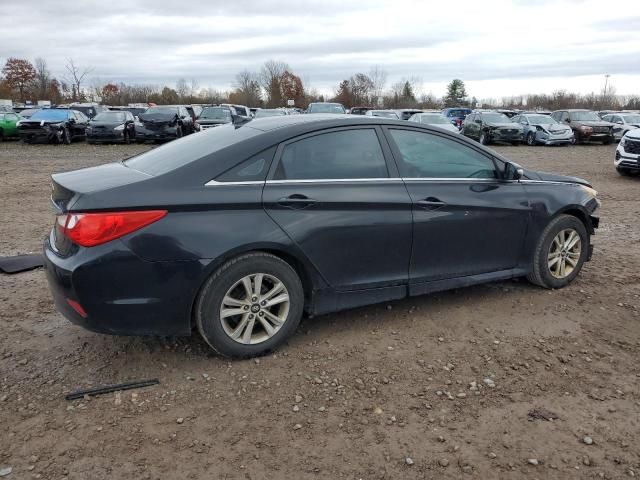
(0, 139), (639, 480)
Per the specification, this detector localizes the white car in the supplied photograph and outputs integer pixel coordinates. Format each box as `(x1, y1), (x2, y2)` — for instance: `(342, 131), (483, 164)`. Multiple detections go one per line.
(408, 112), (460, 134)
(615, 129), (640, 176)
(602, 112), (640, 140)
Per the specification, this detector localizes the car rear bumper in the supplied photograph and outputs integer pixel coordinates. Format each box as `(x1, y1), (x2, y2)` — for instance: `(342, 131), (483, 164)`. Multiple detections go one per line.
(43, 235), (200, 336)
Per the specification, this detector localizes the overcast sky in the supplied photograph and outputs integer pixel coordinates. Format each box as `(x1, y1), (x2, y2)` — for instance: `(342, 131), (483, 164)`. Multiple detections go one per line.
(2, 0), (640, 99)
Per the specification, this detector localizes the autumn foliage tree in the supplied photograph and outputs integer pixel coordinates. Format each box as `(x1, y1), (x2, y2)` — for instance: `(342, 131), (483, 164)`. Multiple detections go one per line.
(2, 57), (36, 101)
(101, 83), (119, 103)
(280, 70), (304, 107)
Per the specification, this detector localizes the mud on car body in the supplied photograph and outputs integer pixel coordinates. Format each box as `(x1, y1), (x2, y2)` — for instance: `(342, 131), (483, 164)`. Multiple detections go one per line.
(18, 108), (89, 144)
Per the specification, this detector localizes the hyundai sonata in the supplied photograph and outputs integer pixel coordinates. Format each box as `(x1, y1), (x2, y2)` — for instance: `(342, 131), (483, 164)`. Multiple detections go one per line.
(45, 115), (600, 357)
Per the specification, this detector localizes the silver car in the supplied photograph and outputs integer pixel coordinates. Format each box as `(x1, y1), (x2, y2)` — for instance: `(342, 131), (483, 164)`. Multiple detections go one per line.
(364, 109), (400, 119)
(602, 112), (640, 140)
(408, 112), (460, 134)
(512, 113), (574, 146)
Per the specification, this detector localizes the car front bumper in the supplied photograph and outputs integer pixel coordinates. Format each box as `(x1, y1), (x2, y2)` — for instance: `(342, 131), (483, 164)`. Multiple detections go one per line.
(87, 130), (126, 142)
(43, 233), (201, 336)
(615, 148), (640, 171)
(135, 125), (179, 141)
(18, 129), (59, 143)
(536, 131), (574, 145)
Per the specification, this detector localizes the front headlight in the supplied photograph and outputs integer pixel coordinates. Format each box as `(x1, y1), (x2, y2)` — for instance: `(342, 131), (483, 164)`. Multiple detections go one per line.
(619, 137), (626, 147)
(16, 120), (22, 127)
(114, 124), (125, 131)
(581, 185), (598, 198)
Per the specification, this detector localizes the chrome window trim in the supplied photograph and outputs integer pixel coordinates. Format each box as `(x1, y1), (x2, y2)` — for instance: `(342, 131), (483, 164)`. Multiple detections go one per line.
(265, 178), (401, 184)
(205, 177), (572, 186)
(205, 179), (265, 186)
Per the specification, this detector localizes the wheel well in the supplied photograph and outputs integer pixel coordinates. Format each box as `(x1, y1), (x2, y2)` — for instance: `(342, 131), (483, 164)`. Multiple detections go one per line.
(560, 208), (593, 234)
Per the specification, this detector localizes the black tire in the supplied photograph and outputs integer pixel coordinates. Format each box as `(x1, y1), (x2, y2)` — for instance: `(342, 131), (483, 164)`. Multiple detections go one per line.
(61, 127), (71, 145)
(479, 132), (489, 145)
(602, 136), (613, 145)
(195, 252), (304, 358)
(511, 142), (520, 146)
(87, 140), (95, 145)
(526, 132), (536, 146)
(176, 126), (183, 138)
(527, 214), (589, 289)
(0, 129), (4, 142)
(123, 130), (130, 144)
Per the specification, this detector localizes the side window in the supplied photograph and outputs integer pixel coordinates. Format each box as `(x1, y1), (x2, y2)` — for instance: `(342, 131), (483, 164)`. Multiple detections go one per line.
(389, 129), (497, 179)
(561, 112), (569, 122)
(274, 129), (388, 180)
(216, 146), (276, 183)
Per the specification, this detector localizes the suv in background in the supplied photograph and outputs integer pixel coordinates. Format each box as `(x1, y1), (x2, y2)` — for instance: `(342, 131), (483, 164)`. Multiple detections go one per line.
(307, 102), (346, 114)
(442, 107), (472, 129)
(68, 103), (109, 119)
(601, 112), (640, 140)
(551, 109), (614, 144)
(462, 111), (524, 145)
(349, 107), (373, 115)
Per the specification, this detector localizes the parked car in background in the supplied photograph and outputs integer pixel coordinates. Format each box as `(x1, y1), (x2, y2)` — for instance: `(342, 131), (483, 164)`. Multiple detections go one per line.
(462, 111), (524, 145)
(109, 106), (147, 118)
(43, 115), (599, 358)
(307, 102), (346, 114)
(615, 129), (640, 176)
(550, 110), (614, 144)
(221, 104), (251, 119)
(395, 109), (422, 121)
(601, 112), (640, 140)
(0, 111), (22, 141)
(365, 109), (400, 119)
(18, 108), (89, 144)
(442, 107), (472, 128)
(14, 108), (40, 119)
(408, 112), (460, 133)
(255, 108), (288, 118)
(69, 103), (109, 119)
(197, 106), (234, 130)
(350, 107), (373, 115)
(511, 113), (574, 146)
(135, 105), (196, 142)
(86, 111), (136, 144)
(497, 109), (518, 118)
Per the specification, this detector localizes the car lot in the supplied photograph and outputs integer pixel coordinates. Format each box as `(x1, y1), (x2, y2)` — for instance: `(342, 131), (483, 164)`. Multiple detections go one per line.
(0, 142), (639, 479)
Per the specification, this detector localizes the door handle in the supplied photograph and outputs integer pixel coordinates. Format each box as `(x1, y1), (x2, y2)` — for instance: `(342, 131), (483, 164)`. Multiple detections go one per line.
(277, 194), (317, 209)
(416, 197), (445, 210)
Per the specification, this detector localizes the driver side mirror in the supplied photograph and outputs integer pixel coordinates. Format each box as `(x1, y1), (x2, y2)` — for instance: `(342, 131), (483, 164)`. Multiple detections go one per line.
(505, 162), (524, 181)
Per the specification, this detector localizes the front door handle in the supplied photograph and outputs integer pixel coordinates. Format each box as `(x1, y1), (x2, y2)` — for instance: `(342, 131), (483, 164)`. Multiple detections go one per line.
(416, 197), (445, 210)
(277, 194), (317, 209)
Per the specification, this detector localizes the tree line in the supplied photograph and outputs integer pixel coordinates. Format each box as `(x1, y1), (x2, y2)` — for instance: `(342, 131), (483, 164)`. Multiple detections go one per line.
(1, 56), (638, 111)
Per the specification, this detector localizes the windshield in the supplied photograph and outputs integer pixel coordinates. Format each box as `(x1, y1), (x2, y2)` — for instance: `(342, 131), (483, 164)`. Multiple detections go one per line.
(308, 103), (345, 114)
(255, 109), (286, 118)
(482, 113), (511, 123)
(200, 108), (232, 120)
(622, 115), (640, 123)
(528, 115), (557, 125)
(446, 109), (470, 117)
(92, 112), (126, 122)
(419, 114), (449, 124)
(124, 124), (261, 176)
(29, 109), (69, 122)
(146, 106), (178, 115)
(371, 111), (399, 119)
(570, 111), (600, 121)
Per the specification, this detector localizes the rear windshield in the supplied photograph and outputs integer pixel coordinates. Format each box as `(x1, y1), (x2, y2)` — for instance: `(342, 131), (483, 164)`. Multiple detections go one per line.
(124, 124), (261, 176)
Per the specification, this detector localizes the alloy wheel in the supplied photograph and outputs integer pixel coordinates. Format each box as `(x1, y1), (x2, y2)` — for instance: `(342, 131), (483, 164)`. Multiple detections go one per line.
(547, 228), (581, 279)
(219, 273), (290, 345)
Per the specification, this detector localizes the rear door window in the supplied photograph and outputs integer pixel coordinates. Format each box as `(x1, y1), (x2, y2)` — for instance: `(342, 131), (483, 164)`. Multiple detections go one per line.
(273, 129), (388, 180)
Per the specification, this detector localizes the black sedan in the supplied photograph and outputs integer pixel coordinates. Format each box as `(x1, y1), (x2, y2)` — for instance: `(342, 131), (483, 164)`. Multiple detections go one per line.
(44, 115), (600, 358)
(135, 105), (196, 142)
(86, 111), (136, 144)
(18, 108), (89, 144)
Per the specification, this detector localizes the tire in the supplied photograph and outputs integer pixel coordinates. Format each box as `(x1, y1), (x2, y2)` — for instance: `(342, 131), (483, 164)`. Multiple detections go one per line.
(176, 126), (183, 138)
(572, 133), (581, 145)
(527, 214), (589, 289)
(0, 129), (4, 142)
(479, 132), (489, 145)
(61, 127), (71, 145)
(602, 136), (613, 145)
(195, 252), (304, 358)
(123, 130), (130, 144)
(526, 132), (536, 146)
(511, 142), (520, 146)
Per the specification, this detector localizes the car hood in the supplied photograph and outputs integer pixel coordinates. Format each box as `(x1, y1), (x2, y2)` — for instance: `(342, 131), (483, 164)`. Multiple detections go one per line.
(89, 121), (122, 128)
(486, 122), (522, 129)
(138, 112), (178, 123)
(572, 120), (612, 127)
(525, 169), (591, 187)
(535, 123), (571, 131)
(623, 128), (640, 140)
(198, 119), (230, 125)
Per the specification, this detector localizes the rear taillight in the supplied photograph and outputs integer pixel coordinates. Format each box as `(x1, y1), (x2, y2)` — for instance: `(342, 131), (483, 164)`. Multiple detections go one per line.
(57, 210), (167, 247)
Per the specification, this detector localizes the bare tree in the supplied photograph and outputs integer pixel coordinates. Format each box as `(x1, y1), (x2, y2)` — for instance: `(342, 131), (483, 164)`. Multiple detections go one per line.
(259, 60), (289, 107)
(189, 78), (199, 103)
(64, 58), (93, 101)
(233, 70), (261, 106)
(369, 65), (387, 106)
(175, 78), (188, 102)
(34, 57), (50, 100)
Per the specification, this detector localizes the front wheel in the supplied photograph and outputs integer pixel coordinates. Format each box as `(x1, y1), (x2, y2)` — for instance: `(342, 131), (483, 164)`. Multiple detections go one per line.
(479, 132), (489, 145)
(60, 127), (71, 145)
(527, 214), (588, 289)
(602, 136), (613, 145)
(196, 252), (304, 358)
(526, 132), (536, 146)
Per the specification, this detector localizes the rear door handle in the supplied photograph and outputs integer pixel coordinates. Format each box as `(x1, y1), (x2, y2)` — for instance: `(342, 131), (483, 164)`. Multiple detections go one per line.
(277, 194), (317, 209)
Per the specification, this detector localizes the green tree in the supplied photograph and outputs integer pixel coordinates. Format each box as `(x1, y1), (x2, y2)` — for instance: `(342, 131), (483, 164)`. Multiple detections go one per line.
(444, 79), (467, 107)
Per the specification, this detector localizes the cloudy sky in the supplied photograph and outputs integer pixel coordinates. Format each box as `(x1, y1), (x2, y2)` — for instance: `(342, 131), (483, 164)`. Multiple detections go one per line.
(2, 0), (640, 99)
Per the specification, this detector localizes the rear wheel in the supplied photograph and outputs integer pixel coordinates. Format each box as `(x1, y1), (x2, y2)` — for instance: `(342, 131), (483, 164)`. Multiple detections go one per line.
(527, 214), (588, 289)
(526, 132), (536, 146)
(196, 252), (304, 358)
